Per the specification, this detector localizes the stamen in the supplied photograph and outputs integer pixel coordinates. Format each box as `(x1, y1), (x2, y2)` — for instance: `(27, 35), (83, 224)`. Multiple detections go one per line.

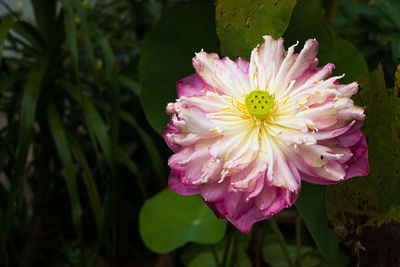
(307, 123), (317, 131)
(282, 96), (289, 105)
(298, 103), (309, 109)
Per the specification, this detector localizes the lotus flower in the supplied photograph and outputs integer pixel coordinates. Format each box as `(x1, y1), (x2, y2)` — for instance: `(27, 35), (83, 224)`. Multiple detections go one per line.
(163, 36), (369, 233)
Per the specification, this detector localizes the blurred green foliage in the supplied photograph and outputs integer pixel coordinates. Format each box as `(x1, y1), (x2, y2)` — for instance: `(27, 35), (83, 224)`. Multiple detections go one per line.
(139, 189), (227, 254)
(139, 0), (219, 134)
(332, 0), (400, 84)
(0, 0), (169, 265)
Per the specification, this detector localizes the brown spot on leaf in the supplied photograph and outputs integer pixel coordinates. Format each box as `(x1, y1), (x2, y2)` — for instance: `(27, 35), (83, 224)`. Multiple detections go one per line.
(245, 14), (252, 28)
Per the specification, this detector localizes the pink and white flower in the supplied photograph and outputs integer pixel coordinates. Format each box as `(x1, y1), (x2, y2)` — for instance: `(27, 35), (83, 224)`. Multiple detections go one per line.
(163, 36), (369, 233)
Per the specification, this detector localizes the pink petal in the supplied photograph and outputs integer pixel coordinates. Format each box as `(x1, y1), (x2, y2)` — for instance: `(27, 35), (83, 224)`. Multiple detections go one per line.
(311, 160), (346, 181)
(298, 63), (335, 87)
(162, 121), (181, 153)
(227, 188), (298, 234)
(298, 172), (339, 185)
(338, 82), (359, 97)
(297, 102), (338, 130)
(286, 39), (319, 82)
(337, 128), (363, 147)
(299, 144), (332, 168)
(345, 136), (369, 178)
(249, 36), (286, 90)
(192, 51), (250, 97)
(264, 188), (298, 214)
(228, 207), (267, 234)
(235, 57), (250, 74)
(168, 172), (199, 195)
(222, 191), (253, 221)
(184, 146), (215, 184)
(314, 120), (356, 140)
(199, 180), (229, 202)
(254, 185), (276, 210)
(266, 139), (301, 192)
(177, 73), (211, 98)
(178, 105), (216, 134)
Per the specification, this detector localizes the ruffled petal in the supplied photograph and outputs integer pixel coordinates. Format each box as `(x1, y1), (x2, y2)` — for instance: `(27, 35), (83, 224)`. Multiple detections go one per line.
(293, 63), (335, 90)
(249, 36), (286, 91)
(177, 73), (211, 98)
(297, 102), (338, 130)
(192, 51), (250, 98)
(254, 185), (276, 210)
(177, 105), (217, 134)
(228, 207), (267, 234)
(285, 39), (319, 85)
(272, 39), (319, 95)
(208, 188), (297, 234)
(345, 135), (369, 178)
(235, 57), (250, 75)
(163, 121), (181, 153)
(168, 172), (199, 195)
(199, 180), (229, 202)
(265, 138), (301, 192)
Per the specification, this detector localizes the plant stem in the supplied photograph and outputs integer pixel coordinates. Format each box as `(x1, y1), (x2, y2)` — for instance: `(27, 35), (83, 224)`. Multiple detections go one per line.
(221, 228), (233, 267)
(209, 245), (220, 266)
(269, 217), (294, 267)
(325, 0), (341, 26)
(296, 214), (303, 267)
(230, 229), (240, 267)
(251, 224), (261, 267)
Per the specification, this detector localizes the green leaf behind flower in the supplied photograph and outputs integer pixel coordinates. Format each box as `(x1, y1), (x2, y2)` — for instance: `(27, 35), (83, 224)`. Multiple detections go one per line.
(326, 64), (400, 231)
(284, 0), (336, 65)
(332, 37), (369, 84)
(295, 183), (340, 262)
(139, 189), (227, 254)
(188, 247), (251, 267)
(139, 0), (219, 134)
(215, 0), (296, 59)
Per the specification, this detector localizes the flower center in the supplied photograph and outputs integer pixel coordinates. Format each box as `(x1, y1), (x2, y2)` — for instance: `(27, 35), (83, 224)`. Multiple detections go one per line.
(245, 91), (274, 120)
